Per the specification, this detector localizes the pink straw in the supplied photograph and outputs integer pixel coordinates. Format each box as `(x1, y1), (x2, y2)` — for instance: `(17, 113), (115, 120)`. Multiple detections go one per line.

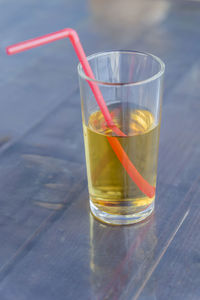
(6, 28), (155, 198)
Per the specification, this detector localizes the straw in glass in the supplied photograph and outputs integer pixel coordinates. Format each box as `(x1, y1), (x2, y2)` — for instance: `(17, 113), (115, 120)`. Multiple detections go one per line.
(6, 28), (155, 198)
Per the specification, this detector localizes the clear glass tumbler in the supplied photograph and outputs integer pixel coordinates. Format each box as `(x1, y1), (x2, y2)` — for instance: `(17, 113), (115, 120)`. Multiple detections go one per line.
(78, 51), (165, 225)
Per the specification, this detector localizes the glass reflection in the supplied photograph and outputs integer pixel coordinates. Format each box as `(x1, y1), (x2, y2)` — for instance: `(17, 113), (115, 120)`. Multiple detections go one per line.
(90, 214), (158, 299)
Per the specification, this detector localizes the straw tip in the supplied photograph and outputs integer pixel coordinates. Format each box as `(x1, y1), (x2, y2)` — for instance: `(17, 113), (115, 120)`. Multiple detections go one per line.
(149, 187), (156, 198)
(6, 47), (13, 55)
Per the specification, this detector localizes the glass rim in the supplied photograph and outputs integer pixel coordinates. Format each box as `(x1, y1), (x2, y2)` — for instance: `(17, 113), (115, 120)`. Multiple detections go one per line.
(77, 50), (165, 87)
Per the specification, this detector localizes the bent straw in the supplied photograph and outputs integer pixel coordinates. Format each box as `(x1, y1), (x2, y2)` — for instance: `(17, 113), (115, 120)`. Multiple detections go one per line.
(107, 137), (155, 197)
(6, 28), (155, 198)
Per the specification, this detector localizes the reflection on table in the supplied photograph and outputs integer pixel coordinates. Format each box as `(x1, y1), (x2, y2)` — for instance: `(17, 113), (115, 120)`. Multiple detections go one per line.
(90, 213), (157, 299)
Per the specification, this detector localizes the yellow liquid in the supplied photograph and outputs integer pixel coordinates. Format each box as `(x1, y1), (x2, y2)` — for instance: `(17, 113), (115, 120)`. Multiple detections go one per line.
(83, 103), (160, 217)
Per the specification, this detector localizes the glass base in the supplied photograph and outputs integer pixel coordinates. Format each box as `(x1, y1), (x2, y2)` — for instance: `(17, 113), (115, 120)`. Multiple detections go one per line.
(90, 200), (154, 225)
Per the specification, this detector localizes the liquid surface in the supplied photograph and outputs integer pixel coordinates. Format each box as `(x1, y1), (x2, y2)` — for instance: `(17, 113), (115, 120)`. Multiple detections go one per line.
(83, 103), (160, 216)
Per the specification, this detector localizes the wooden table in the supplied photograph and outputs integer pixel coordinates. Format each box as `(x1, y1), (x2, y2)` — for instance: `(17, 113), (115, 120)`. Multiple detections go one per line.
(0, 0), (200, 299)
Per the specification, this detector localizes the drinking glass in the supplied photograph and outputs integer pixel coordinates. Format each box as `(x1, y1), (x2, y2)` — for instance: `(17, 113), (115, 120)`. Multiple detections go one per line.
(78, 51), (165, 225)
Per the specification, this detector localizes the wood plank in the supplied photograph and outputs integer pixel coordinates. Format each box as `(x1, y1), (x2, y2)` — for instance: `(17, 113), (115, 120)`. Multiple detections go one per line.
(0, 177), (196, 300)
(138, 179), (200, 300)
